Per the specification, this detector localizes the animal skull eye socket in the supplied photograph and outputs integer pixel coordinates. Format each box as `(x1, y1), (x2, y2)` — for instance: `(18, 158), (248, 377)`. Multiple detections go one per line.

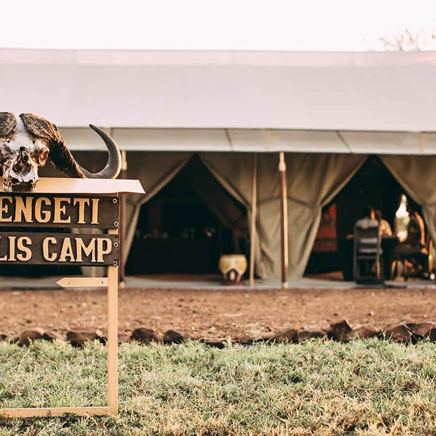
(37, 148), (49, 165)
(29, 146), (49, 165)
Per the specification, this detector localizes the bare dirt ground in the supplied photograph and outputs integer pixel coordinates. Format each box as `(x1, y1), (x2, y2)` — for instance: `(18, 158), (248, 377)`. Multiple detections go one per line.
(1, 286), (436, 338)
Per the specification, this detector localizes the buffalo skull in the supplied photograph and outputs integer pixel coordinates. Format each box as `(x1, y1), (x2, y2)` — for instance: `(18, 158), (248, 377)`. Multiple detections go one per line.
(0, 112), (121, 191)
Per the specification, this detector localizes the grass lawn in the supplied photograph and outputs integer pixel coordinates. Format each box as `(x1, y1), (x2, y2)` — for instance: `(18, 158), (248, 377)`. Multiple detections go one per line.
(0, 340), (435, 435)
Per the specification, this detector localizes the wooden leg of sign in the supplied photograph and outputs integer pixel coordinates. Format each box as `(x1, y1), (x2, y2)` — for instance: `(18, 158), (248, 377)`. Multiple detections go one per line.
(0, 268), (118, 418)
(0, 234), (120, 419)
(107, 264), (119, 416)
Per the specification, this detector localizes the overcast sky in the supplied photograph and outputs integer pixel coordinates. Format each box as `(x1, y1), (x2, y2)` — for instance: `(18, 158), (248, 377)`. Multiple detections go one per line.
(1, 0), (435, 51)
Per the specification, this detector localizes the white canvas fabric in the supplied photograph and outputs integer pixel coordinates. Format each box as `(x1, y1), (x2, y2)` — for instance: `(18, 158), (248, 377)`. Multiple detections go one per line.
(3, 49), (436, 133)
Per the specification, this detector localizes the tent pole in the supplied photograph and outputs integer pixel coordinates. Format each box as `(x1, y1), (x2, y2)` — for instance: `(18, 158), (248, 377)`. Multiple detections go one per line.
(249, 153), (258, 286)
(279, 152), (288, 289)
(119, 150), (127, 287)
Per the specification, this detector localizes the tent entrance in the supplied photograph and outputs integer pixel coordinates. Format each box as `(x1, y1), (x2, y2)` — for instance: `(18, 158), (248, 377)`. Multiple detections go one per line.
(305, 155), (408, 281)
(126, 155), (248, 276)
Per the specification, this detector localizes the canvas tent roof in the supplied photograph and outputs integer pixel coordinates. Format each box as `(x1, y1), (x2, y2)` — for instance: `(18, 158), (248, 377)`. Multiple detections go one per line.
(60, 127), (436, 154)
(2, 49), (436, 154)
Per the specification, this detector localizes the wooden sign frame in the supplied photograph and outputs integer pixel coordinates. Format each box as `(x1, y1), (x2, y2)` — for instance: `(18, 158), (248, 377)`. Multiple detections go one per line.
(0, 178), (145, 419)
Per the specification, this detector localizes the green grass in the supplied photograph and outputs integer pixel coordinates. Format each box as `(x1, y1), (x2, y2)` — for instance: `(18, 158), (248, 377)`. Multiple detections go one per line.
(0, 340), (435, 435)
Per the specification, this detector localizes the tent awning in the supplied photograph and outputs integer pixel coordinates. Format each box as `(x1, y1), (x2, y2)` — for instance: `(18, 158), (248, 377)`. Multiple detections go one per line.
(60, 127), (436, 155)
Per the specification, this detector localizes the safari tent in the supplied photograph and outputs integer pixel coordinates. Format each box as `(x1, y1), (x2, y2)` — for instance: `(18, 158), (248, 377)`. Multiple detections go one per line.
(2, 48), (436, 280)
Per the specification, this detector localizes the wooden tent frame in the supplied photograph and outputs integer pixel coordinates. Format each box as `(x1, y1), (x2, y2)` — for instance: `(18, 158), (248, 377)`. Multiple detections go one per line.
(0, 178), (144, 419)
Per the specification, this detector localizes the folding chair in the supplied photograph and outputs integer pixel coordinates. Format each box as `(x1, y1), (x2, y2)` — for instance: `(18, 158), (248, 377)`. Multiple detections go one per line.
(354, 219), (383, 284)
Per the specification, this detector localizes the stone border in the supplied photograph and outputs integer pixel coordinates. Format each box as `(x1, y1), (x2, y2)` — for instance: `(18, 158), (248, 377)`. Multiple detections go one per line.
(1, 319), (435, 347)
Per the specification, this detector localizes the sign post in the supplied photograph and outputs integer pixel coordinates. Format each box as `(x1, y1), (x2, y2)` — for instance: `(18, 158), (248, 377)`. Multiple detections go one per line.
(0, 178), (144, 418)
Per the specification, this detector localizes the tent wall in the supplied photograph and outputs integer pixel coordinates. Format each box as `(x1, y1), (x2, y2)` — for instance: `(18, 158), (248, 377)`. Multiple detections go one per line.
(201, 153), (367, 279)
(114, 150), (368, 280)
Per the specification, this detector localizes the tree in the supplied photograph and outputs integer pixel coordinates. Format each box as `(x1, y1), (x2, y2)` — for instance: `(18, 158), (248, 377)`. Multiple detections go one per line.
(379, 28), (436, 51)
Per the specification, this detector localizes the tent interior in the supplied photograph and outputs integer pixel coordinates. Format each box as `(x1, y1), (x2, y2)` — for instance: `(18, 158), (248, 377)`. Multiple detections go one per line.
(126, 155), (248, 277)
(305, 155), (429, 282)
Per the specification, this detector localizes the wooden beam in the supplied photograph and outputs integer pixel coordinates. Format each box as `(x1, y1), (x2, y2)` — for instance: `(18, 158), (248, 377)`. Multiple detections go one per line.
(0, 178), (144, 194)
(249, 153), (258, 286)
(0, 406), (109, 418)
(119, 151), (128, 286)
(107, 228), (119, 416)
(279, 152), (289, 289)
(57, 278), (109, 288)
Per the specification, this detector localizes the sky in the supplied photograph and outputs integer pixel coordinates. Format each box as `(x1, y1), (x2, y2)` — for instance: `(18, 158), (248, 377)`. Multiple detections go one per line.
(0, 0), (435, 51)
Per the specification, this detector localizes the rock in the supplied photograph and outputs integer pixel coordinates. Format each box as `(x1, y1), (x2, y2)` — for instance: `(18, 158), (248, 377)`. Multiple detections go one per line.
(258, 332), (276, 342)
(117, 332), (131, 344)
(163, 330), (184, 344)
(406, 322), (436, 340)
(346, 325), (379, 340)
(243, 332), (275, 344)
(0, 333), (8, 342)
(8, 335), (19, 344)
(383, 323), (412, 343)
(297, 327), (326, 342)
(66, 330), (104, 347)
(130, 328), (159, 345)
(18, 327), (45, 346)
(330, 319), (353, 341)
(234, 336), (253, 345)
(100, 332), (131, 344)
(201, 338), (227, 348)
(271, 328), (298, 343)
(42, 331), (64, 342)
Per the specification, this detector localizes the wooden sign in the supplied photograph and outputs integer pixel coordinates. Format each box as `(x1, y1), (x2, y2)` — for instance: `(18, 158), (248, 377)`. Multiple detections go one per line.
(0, 192), (120, 266)
(0, 194), (119, 228)
(0, 178), (146, 419)
(0, 232), (119, 266)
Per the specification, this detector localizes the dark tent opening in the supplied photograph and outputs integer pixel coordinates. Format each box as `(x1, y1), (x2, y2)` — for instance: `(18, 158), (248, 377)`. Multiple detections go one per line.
(126, 155), (248, 276)
(305, 155), (426, 281)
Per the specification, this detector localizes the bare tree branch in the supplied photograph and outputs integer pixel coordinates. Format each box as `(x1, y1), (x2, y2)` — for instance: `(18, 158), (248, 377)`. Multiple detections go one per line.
(378, 28), (436, 51)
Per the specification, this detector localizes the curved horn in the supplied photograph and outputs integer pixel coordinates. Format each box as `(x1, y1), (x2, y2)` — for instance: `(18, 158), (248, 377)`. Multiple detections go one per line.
(78, 125), (122, 179)
(20, 114), (122, 179)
